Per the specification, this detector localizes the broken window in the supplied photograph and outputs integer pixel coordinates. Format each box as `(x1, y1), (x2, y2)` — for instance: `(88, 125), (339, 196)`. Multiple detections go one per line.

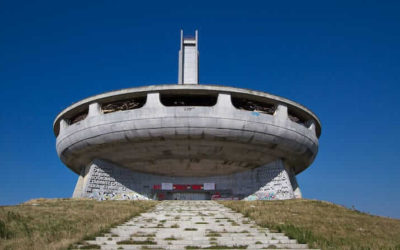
(101, 97), (146, 114)
(231, 97), (276, 115)
(69, 110), (88, 124)
(288, 110), (307, 125)
(160, 94), (217, 106)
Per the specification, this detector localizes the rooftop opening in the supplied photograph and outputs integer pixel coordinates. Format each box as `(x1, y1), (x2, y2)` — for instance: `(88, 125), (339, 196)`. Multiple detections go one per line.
(288, 109), (307, 125)
(69, 109), (88, 124)
(160, 94), (217, 106)
(231, 97), (276, 115)
(102, 97), (147, 114)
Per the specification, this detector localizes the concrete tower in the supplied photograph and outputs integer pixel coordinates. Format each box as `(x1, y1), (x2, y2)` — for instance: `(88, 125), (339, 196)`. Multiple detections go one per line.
(178, 30), (199, 84)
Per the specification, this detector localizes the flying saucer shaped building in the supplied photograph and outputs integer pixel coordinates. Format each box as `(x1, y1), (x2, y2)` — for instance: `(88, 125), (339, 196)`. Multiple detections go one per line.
(53, 31), (321, 200)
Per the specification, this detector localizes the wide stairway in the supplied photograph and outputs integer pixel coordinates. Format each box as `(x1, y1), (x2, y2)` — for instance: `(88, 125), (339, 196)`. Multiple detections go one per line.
(77, 201), (317, 249)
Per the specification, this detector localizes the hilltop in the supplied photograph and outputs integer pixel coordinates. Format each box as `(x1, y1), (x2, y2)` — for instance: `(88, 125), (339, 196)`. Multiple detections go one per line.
(222, 199), (400, 250)
(0, 199), (399, 249)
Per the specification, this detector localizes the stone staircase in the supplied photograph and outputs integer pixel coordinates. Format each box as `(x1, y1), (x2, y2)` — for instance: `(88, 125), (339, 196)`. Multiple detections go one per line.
(75, 201), (318, 249)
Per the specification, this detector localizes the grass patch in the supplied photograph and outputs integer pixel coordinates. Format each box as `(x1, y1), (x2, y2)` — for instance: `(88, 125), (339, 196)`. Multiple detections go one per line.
(79, 244), (101, 249)
(141, 247), (165, 250)
(185, 246), (247, 250)
(164, 236), (178, 240)
(132, 232), (156, 237)
(195, 222), (208, 224)
(221, 199), (400, 250)
(184, 228), (198, 231)
(0, 198), (156, 250)
(117, 239), (157, 245)
(202, 245), (247, 249)
(170, 223), (179, 228)
(206, 231), (221, 237)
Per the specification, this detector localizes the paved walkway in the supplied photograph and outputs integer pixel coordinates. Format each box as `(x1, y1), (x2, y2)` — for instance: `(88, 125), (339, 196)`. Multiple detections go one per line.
(78, 201), (316, 249)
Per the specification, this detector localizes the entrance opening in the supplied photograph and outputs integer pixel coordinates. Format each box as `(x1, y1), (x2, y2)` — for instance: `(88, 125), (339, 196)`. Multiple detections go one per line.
(171, 192), (209, 200)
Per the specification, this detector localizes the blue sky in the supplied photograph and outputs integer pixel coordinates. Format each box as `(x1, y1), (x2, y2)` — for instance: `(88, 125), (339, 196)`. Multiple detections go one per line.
(1, 1), (399, 218)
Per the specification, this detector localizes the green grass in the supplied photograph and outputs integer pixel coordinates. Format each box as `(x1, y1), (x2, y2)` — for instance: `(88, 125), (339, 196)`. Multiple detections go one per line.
(0, 198), (156, 250)
(164, 236), (178, 240)
(221, 199), (400, 250)
(184, 228), (198, 231)
(79, 244), (101, 249)
(202, 245), (247, 249)
(132, 232), (156, 237)
(116, 239), (157, 245)
(205, 231), (221, 237)
(185, 246), (247, 250)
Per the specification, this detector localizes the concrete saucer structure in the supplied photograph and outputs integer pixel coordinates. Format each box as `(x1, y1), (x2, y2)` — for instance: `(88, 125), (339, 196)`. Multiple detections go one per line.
(53, 31), (321, 200)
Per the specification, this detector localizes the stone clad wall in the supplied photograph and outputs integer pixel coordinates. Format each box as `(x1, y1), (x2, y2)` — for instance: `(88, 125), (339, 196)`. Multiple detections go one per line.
(73, 159), (296, 201)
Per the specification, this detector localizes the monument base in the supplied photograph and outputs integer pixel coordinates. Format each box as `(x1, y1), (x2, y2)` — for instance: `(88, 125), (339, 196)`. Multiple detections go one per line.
(72, 158), (300, 201)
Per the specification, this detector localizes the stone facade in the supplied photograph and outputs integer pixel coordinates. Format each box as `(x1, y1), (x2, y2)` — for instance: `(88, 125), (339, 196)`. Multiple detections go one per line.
(73, 158), (298, 201)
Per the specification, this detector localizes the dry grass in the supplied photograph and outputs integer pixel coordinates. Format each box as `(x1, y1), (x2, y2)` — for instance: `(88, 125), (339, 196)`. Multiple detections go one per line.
(221, 199), (400, 250)
(0, 198), (156, 250)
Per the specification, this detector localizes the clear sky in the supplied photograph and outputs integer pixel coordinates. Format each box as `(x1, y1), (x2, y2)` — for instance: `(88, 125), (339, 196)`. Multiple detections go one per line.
(1, 1), (399, 218)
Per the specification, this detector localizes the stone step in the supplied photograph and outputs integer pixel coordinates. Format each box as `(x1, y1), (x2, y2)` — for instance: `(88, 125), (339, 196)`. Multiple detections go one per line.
(76, 201), (317, 250)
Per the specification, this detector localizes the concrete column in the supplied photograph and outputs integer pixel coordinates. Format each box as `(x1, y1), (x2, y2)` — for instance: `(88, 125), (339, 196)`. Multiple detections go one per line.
(88, 102), (102, 117)
(59, 119), (69, 134)
(307, 120), (316, 136)
(216, 93), (232, 109)
(144, 93), (162, 108)
(274, 104), (288, 122)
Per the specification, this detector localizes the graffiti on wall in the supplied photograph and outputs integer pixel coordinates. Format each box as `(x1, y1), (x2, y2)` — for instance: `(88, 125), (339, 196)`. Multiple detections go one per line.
(244, 162), (294, 200)
(83, 162), (151, 200)
(88, 191), (150, 201)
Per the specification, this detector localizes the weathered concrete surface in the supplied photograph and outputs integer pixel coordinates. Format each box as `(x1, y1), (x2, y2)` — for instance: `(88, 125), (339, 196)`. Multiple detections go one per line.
(56, 90), (319, 177)
(75, 201), (317, 249)
(72, 158), (297, 201)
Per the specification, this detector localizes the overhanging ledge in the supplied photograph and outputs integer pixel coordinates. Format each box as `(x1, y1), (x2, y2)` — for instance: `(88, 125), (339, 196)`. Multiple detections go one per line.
(53, 84), (322, 137)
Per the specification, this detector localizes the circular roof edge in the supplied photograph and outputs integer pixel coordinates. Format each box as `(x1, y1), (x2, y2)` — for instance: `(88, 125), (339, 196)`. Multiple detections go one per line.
(53, 84), (322, 137)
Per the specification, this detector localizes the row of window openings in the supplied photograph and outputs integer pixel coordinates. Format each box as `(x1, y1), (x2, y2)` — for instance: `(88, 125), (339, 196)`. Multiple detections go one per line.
(66, 95), (307, 126)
